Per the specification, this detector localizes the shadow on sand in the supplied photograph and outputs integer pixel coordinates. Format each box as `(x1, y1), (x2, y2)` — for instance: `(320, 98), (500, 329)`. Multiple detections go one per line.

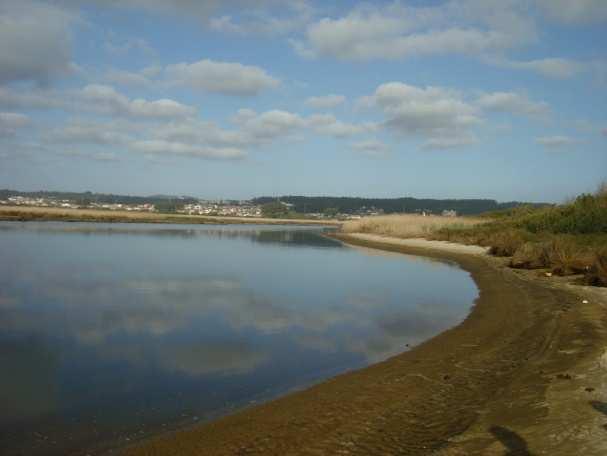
(489, 425), (532, 456)
(590, 400), (607, 416)
(590, 401), (607, 431)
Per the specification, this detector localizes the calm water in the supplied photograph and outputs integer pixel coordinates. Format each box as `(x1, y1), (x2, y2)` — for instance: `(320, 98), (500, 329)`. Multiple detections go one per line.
(0, 222), (477, 455)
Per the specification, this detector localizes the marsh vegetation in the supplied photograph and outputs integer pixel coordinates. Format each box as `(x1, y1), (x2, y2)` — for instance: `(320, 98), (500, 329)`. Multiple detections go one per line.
(343, 185), (607, 287)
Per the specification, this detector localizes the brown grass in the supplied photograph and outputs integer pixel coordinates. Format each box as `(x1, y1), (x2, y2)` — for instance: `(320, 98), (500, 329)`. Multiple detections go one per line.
(341, 214), (484, 238)
(0, 205), (339, 226)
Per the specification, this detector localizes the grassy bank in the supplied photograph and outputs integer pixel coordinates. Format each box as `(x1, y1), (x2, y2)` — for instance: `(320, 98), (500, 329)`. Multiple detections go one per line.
(0, 205), (339, 226)
(342, 187), (607, 287)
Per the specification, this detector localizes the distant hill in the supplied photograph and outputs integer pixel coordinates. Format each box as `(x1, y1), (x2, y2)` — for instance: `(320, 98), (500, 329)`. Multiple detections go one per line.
(252, 196), (549, 216)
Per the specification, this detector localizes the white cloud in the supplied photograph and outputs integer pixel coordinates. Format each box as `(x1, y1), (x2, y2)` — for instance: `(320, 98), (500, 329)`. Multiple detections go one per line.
(295, 0), (535, 60)
(361, 82), (480, 149)
(1, 84), (197, 120)
(164, 59), (280, 95)
(307, 114), (376, 138)
(488, 57), (585, 79)
(476, 92), (549, 117)
(534, 0), (607, 24)
(233, 109), (305, 139)
(304, 94), (345, 109)
(154, 119), (249, 148)
(0, 112), (29, 137)
(77, 84), (197, 119)
(0, 1), (76, 85)
(535, 135), (577, 148)
(130, 139), (246, 160)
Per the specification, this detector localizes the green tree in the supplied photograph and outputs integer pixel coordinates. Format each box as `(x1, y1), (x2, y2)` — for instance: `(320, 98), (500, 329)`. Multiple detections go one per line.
(155, 200), (182, 213)
(261, 201), (290, 218)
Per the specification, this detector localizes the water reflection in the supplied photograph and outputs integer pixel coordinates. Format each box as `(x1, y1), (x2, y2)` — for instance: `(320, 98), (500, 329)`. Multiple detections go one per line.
(0, 222), (477, 455)
(0, 222), (339, 247)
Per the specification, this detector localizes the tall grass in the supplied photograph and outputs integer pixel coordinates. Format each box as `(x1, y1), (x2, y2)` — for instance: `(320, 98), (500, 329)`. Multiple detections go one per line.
(341, 214), (484, 238)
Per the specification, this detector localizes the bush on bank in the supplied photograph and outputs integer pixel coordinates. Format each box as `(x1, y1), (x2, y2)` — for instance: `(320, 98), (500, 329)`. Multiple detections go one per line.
(433, 187), (607, 287)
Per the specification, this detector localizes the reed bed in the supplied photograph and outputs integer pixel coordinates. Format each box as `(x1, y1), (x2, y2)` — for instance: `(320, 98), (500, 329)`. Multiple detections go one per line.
(341, 213), (484, 238)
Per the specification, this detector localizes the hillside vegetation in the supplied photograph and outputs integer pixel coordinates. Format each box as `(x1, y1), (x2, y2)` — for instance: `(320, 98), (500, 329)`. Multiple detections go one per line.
(253, 195), (544, 216)
(432, 185), (607, 286)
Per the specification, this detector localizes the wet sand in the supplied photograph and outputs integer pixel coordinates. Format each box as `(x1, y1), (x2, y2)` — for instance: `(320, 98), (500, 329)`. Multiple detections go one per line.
(121, 233), (607, 455)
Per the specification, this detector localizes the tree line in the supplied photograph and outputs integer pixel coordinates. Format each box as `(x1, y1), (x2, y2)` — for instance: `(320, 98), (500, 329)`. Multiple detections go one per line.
(253, 196), (546, 216)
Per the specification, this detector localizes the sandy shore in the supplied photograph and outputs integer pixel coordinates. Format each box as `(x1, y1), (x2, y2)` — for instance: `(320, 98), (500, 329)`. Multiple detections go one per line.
(120, 233), (607, 455)
(344, 233), (490, 255)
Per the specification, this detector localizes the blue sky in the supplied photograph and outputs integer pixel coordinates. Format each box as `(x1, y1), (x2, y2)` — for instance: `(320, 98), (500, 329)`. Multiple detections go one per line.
(0, 0), (605, 202)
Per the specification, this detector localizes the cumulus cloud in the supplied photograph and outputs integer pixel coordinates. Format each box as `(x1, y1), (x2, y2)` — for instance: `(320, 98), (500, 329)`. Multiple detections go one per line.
(307, 114), (377, 137)
(361, 82), (480, 149)
(1, 84), (197, 120)
(304, 94), (345, 109)
(0, 1), (77, 85)
(154, 119), (249, 148)
(48, 118), (249, 161)
(535, 135), (577, 148)
(232, 109), (305, 139)
(476, 92), (550, 117)
(293, 0), (536, 60)
(0, 112), (29, 137)
(78, 84), (197, 119)
(164, 59), (280, 95)
(129, 139), (246, 160)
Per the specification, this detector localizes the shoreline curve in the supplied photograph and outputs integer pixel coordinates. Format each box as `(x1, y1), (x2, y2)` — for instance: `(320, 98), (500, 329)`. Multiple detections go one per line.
(121, 233), (607, 455)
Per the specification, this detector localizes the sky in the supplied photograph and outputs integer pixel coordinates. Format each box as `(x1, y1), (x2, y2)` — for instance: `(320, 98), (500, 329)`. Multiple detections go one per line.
(0, 0), (606, 203)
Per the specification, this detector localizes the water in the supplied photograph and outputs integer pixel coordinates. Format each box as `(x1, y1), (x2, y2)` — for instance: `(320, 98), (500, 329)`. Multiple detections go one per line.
(0, 222), (478, 455)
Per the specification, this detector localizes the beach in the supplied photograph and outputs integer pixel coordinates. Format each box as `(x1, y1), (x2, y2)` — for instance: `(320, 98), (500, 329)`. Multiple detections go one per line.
(120, 233), (607, 455)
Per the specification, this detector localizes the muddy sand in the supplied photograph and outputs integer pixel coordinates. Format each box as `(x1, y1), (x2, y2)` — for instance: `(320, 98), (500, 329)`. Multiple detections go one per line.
(121, 233), (607, 455)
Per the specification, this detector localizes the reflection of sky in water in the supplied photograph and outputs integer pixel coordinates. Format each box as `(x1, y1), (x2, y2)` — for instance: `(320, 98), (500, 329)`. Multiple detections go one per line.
(0, 222), (477, 455)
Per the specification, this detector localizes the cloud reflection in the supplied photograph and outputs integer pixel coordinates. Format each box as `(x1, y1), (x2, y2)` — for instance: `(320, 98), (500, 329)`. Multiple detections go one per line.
(0, 275), (467, 375)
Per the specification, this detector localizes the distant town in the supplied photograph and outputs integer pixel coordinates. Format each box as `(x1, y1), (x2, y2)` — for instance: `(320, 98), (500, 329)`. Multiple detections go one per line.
(0, 190), (546, 220)
(0, 193), (391, 220)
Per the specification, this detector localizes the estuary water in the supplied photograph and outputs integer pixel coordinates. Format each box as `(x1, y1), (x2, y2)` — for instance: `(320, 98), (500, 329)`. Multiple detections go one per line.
(0, 222), (478, 455)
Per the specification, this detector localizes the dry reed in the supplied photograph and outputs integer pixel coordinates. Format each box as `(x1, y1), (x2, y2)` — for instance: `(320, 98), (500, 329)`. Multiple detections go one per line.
(341, 214), (484, 239)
